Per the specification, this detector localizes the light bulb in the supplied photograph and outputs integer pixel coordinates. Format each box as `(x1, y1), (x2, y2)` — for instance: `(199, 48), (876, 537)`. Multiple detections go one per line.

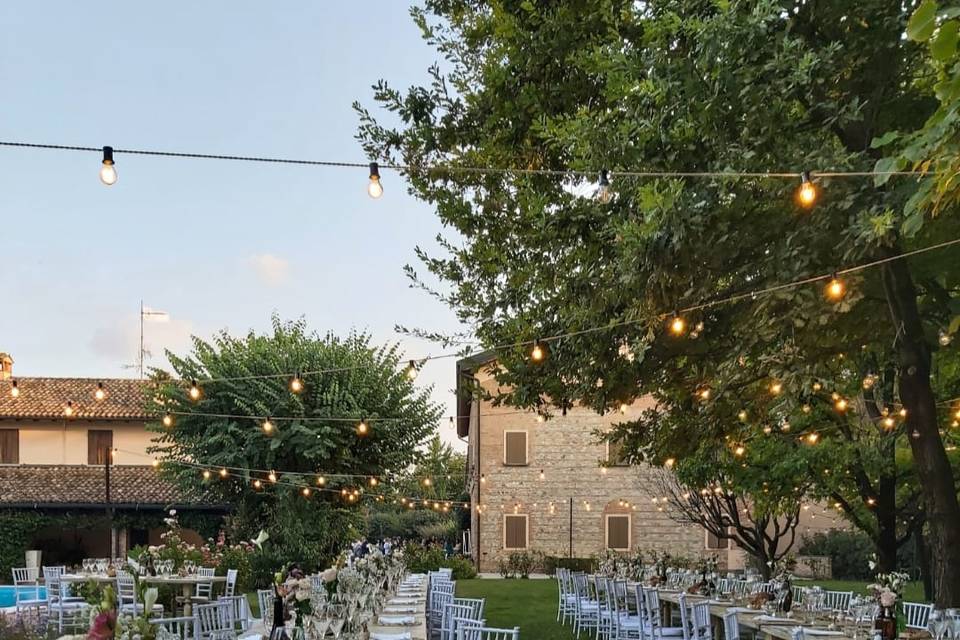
(10, 380), (19, 398)
(734, 445), (746, 457)
(812, 381), (822, 391)
(834, 398), (848, 412)
(290, 373), (303, 393)
(596, 169), (612, 203)
(940, 331), (953, 347)
(882, 416), (895, 430)
(480, 474), (486, 484)
(763, 425), (773, 434)
(738, 409), (748, 422)
(94, 383), (106, 401)
(825, 276), (846, 300)
(405, 360), (419, 380)
(262, 418), (274, 435)
(796, 171), (817, 207)
(202, 470), (211, 480)
(302, 487), (311, 497)
(64, 401), (75, 418)
(369, 477), (378, 486)
(317, 476), (326, 486)
(219, 468), (228, 478)
(268, 470), (277, 483)
(862, 374), (876, 390)
(539, 469), (545, 481)
(253, 479), (262, 489)
(669, 315), (686, 336)
(99, 147), (118, 186)
(806, 432), (820, 444)
(422, 477), (432, 487)
(367, 162), (383, 198)
(162, 413), (174, 428)
(530, 341), (545, 362)
(188, 380), (201, 401)
(698, 387), (711, 400)
(357, 418), (369, 436)
(619, 403), (628, 414)
(770, 381), (783, 395)
(536, 413), (546, 424)
(664, 458), (675, 468)
(152, 459), (159, 468)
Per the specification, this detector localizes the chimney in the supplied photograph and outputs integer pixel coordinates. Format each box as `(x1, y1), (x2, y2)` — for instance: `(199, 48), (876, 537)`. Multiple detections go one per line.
(0, 353), (12, 380)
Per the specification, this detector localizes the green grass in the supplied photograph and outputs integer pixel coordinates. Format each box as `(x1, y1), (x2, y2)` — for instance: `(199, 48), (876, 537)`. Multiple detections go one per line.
(456, 579), (575, 640)
(806, 580), (927, 603)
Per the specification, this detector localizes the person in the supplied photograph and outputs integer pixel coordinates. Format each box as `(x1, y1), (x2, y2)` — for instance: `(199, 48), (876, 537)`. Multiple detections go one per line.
(444, 539), (454, 558)
(383, 538), (393, 556)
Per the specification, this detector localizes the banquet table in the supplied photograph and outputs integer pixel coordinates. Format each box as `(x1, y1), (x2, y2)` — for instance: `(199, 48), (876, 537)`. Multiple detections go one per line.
(59, 573), (227, 615)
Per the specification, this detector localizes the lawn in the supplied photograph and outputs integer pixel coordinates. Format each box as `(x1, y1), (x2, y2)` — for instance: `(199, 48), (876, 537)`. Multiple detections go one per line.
(456, 579), (574, 640)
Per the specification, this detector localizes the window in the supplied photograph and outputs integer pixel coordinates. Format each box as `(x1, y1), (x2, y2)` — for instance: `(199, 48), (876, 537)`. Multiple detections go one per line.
(606, 514), (631, 550)
(503, 514), (528, 550)
(503, 430), (528, 466)
(87, 430), (113, 465)
(706, 529), (730, 550)
(0, 429), (18, 464)
(606, 439), (629, 466)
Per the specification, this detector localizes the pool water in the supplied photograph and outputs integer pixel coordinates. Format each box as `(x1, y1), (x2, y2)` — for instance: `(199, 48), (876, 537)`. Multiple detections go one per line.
(0, 586), (46, 608)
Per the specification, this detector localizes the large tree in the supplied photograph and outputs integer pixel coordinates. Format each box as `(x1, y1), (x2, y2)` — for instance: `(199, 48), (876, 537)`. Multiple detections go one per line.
(149, 317), (441, 568)
(357, 1), (960, 604)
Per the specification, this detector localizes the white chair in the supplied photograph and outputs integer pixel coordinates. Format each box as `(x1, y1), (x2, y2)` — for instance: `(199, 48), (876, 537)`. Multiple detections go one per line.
(196, 599), (237, 640)
(437, 567), (454, 579)
(12, 567), (46, 617)
(723, 611), (739, 640)
(223, 569), (238, 597)
(117, 570), (164, 615)
(152, 615), (197, 640)
(573, 573), (600, 638)
(454, 597), (486, 622)
(43, 566), (84, 604)
(791, 586), (804, 605)
(191, 567), (217, 605)
(458, 626), (520, 640)
(453, 616), (486, 640)
(441, 603), (475, 640)
(431, 590), (455, 634)
(47, 579), (89, 633)
(675, 593), (694, 640)
(256, 588), (275, 622)
(218, 595), (251, 633)
(690, 602), (711, 640)
(644, 590), (685, 640)
(823, 590), (853, 613)
(558, 568), (578, 625)
(904, 602), (933, 630)
(310, 574), (324, 592)
(609, 580), (641, 640)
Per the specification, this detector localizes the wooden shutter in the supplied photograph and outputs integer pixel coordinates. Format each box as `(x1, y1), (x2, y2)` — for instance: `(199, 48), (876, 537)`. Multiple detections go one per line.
(504, 514), (528, 549)
(503, 431), (527, 466)
(606, 515), (630, 550)
(706, 529), (730, 550)
(0, 429), (18, 464)
(87, 430), (113, 465)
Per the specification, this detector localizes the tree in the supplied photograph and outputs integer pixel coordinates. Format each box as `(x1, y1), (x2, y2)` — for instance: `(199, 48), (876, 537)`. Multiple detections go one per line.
(149, 317), (441, 568)
(357, 1), (960, 604)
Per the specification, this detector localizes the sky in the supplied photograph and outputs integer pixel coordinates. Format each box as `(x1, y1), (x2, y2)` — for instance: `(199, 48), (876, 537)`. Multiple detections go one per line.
(0, 3), (468, 449)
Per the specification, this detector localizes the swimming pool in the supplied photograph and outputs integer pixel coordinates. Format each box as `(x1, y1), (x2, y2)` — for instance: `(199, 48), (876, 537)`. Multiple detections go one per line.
(0, 586), (46, 608)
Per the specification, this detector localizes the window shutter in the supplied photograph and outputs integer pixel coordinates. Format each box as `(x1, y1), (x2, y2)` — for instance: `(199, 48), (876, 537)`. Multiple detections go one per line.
(504, 431), (527, 465)
(87, 430), (113, 465)
(706, 529), (730, 550)
(0, 429), (18, 464)
(504, 515), (528, 549)
(607, 515), (630, 550)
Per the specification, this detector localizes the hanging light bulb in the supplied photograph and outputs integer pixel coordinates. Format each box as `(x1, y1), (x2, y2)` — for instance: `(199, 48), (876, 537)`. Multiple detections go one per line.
(596, 169), (613, 203)
(219, 468), (228, 478)
(812, 381), (822, 392)
(253, 479), (263, 490)
(795, 171), (817, 207)
(268, 470), (277, 483)
(530, 341), (546, 363)
(94, 382), (106, 401)
(802, 404), (812, 414)
(669, 314), (687, 336)
(900, 408), (908, 418)
(664, 457), (675, 468)
(825, 275), (846, 301)
(357, 417), (369, 436)
(99, 146), (118, 186)
(763, 425), (773, 434)
(862, 374), (877, 390)
(262, 417), (274, 435)
(939, 330), (953, 347)
(367, 162), (383, 199)
(10, 380), (19, 398)
(152, 459), (160, 468)
(162, 413), (174, 428)
(882, 416), (896, 430)
(289, 372), (304, 394)
(64, 401), (75, 418)
(619, 403), (628, 414)
(697, 387), (711, 401)
(770, 381), (783, 395)
(480, 474), (486, 484)
(188, 380), (201, 401)
(422, 477), (432, 487)
(539, 469), (545, 481)
(302, 487), (312, 497)
(405, 360), (419, 381)
(737, 410), (748, 422)
(317, 475), (326, 486)
(202, 469), (211, 480)
(834, 397), (848, 412)
(733, 445), (746, 457)
(369, 477), (378, 487)
(806, 432), (820, 445)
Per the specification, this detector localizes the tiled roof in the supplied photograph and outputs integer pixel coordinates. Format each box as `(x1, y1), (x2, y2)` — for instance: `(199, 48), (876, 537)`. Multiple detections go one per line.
(0, 465), (212, 506)
(0, 377), (150, 420)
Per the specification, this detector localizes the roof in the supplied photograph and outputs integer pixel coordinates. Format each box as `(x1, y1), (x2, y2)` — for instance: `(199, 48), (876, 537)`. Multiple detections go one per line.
(455, 350), (496, 438)
(0, 377), (150, 420)
(0, 465), (215, 508)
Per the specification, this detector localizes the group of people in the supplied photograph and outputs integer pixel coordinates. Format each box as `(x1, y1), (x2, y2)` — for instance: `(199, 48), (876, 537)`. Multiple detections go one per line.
(350, 537), (399, 560)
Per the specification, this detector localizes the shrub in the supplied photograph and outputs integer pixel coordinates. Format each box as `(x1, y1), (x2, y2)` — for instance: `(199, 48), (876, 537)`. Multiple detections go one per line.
(402, 543), (477, 579)
(541, 556), (597, 575)
(497, 551), (545, 578)
(799, 530), (875, 579)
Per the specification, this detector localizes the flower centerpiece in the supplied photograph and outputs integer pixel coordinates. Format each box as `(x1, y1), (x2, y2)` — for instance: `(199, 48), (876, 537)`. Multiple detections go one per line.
(274, 564), (313, 638)
(77, 578), (167, 640)
(688, 555), (719, 597)
(768, 555), (797, 612)
(867, 557), (910, 640)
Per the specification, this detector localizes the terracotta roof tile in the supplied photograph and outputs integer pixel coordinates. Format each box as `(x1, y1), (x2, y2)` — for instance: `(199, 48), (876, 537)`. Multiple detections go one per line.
(0, 465), (211, 506)
(0, 377), (150, 420)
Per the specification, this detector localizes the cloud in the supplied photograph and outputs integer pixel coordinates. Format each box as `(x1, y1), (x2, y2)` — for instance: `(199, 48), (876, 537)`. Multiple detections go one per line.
(249, 253), (290, 286)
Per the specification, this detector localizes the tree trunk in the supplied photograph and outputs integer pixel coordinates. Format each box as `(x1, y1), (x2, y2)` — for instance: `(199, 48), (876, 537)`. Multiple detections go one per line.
(876, 441), (898, 573)
(917, 528), (934, 602)
(882, 256), (960, 606)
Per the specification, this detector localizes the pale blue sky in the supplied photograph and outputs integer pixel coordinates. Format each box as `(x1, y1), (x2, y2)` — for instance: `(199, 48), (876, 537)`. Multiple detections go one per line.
(0, 3), (466, 445)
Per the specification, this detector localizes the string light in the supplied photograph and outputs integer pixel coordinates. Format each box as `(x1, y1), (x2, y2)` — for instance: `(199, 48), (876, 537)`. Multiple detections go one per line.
(422, 477), (432, 487)
(834, 397), (848, 412)
(596, 169), (612, 203)
(737, 410), (748, 422)
(619, 403), (628, 414)
(796, 171), (817, 207)
(94, 382), (106, 401)
(539, 469), (545, 481)
(268, 470), (278, 483)
(289, 373), (304, 394)
(99, 146), (117, 186)
(697, 387), (711, 401)
(369, 477), (378, 487)
(825, 275), (846, 301)
(806, 432), (820, 445)
(762, 425), (773, 434)
(302, 487), (312, 497)
(253, 479), (263, 489)
(151, 459), (160, 468)
(530, 341), (546, 363)
(317, 476), (326, 486)
(262, 417), (274, 435)
(219, 468), (228, 478)
(356, 417), (369, 437)
(202, 469), (211, 480)
(367, 162), (383, 199)
(882, 416), (896, 430)
(801, 404), (812, 414)
(812, 381), (823, 392)
(769, 381), (783, 395)
(862, 374), (876, 390)
(10, 380), (18, 398)
(64, 401), (75, 418)
(162, 413), (174, 428)
(480, 474), (486, 484)
(733, 445), (746, 457)
(940, 330), (953, 347)
(188, 380), (201, 401)
(405, 360), (419, 381)
(669, 315), (687, 336)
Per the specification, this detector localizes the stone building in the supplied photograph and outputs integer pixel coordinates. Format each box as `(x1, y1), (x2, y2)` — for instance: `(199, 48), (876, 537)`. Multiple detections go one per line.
(455, 352), (840, 575)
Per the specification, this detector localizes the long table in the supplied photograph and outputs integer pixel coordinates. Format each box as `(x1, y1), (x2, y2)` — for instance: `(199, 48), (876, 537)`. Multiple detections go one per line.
(59, 573), (227, 615)
(657, 590), (851, 640)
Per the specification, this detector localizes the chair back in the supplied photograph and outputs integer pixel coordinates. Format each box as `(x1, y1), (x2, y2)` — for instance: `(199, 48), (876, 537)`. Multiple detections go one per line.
(310, 574), (324, 591)
(218, 595), (250, 632)
(256, 589), (274, 621)
(690, 602), (711, 640)
(195, 567), (215, 599)
(676, 592), (693, 640)
(151, 616), (196, 640)
(792, 586), (804, 605)
(196, 600), (236, 640)
(13, 566), (39, 584)
(453, 616), (485, 640)
(458, 626), (520, 640)
(723, 611), (740, 640)
(116, 571), (137, 605)
(442, 604), (474, 640)
(717, 578), (731, 596)
(823, 590), (852, 613)
(12, 567), (42, 609)
(43, 567), (63, 604)
(644, 588), (666, 634)
(437, 567), (454, 579)
(903, 602), (933, 630)
(223, 569), (238, 597)
(453, 597), (485, 621)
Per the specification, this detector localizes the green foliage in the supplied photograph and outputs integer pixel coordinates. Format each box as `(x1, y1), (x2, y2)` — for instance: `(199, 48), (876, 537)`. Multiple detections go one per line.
(148, 317), (441, 581)
(366, 508), (455, 540)
(540, 556), (597, 576)
(800, 529), (878, 580)
(402, 543), (477, 579)
(498, 551), (545, 578)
